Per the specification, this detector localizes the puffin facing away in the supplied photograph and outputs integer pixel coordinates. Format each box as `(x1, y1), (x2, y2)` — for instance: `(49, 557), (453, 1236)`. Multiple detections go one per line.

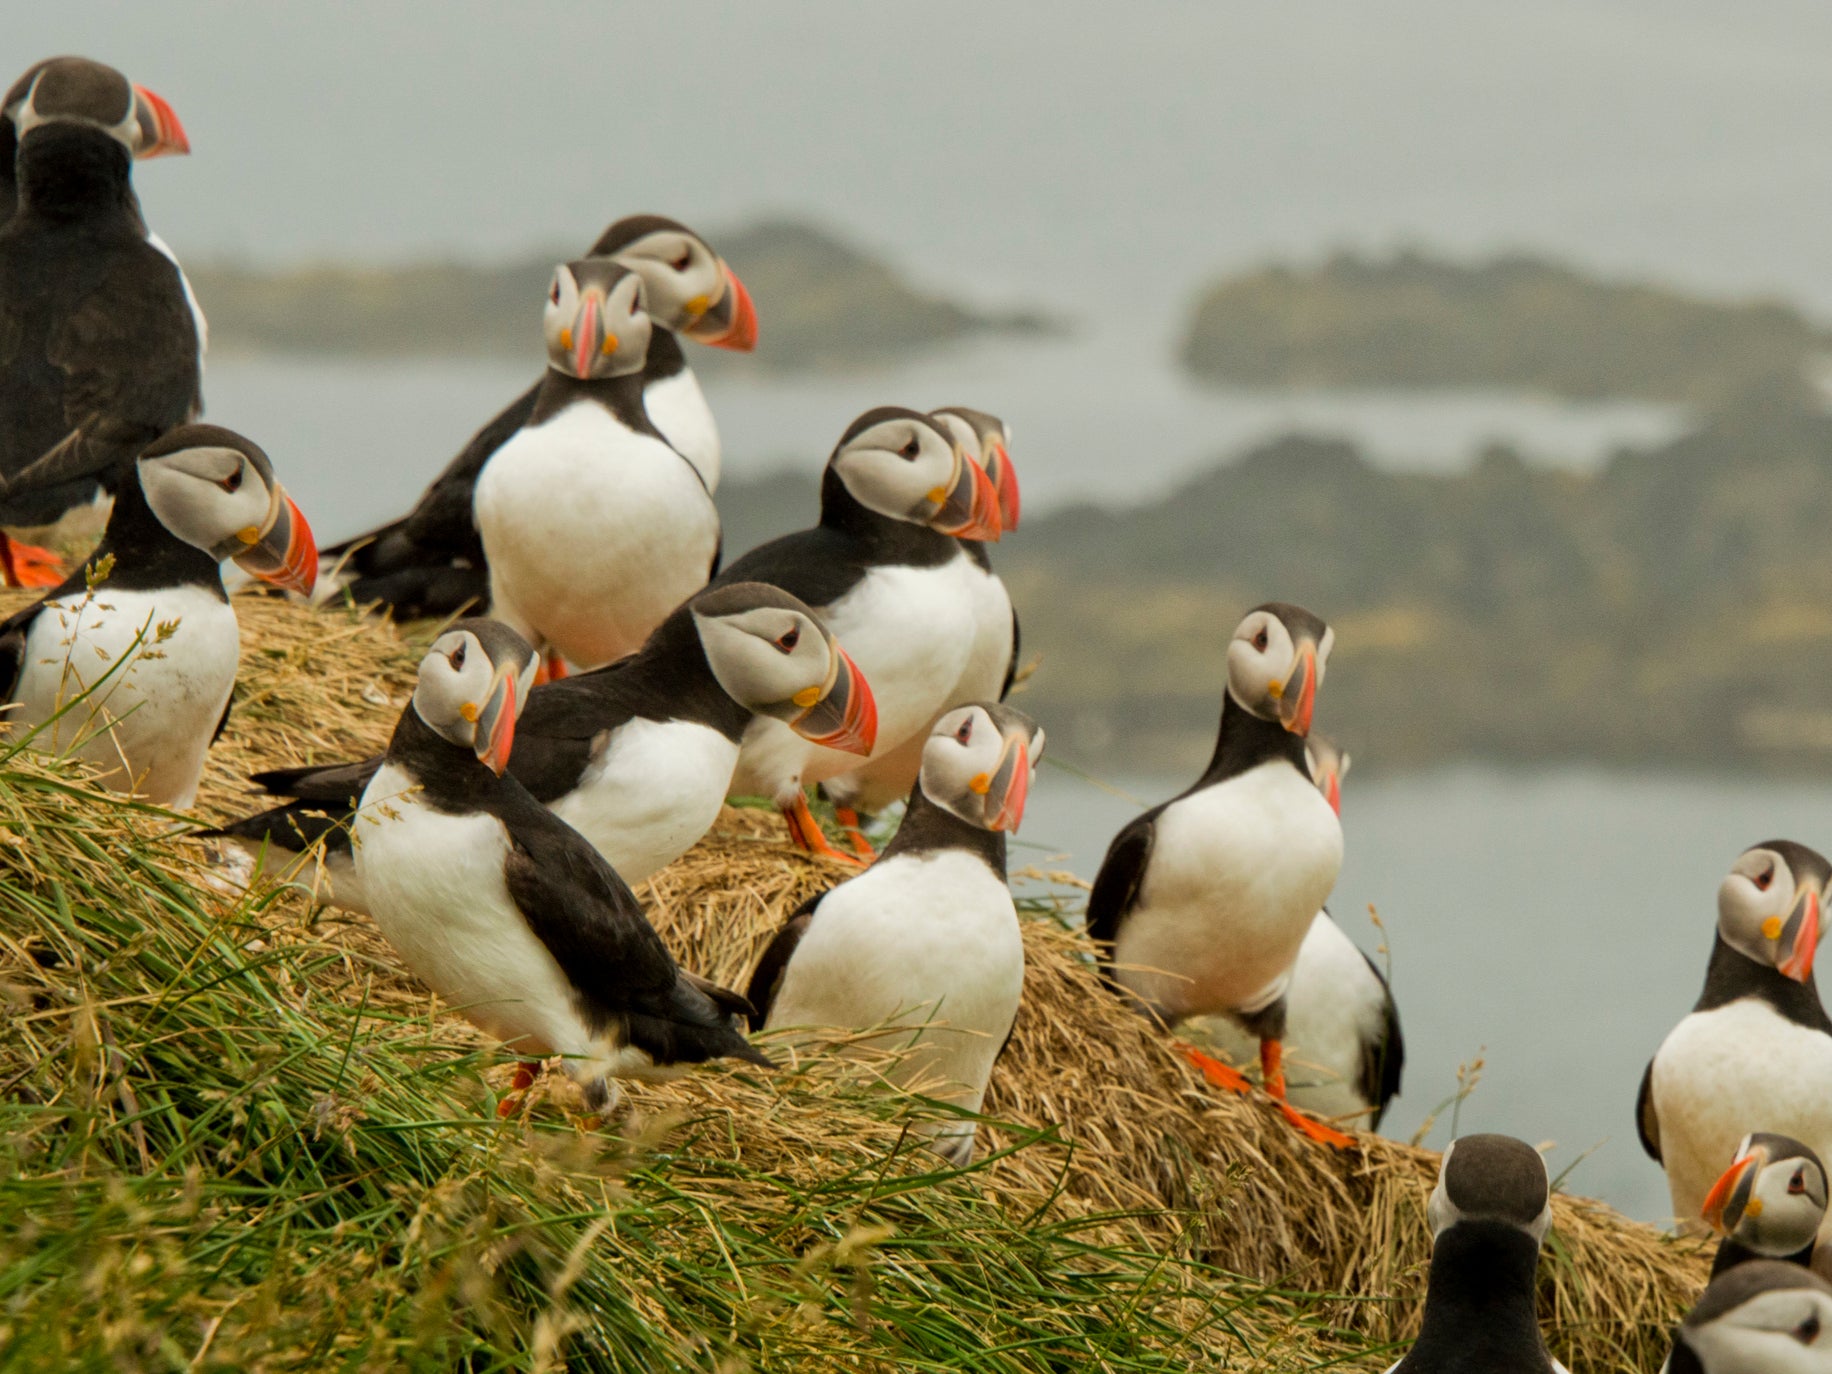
(1087, 602), (1351, 1146)
(1639, 842), (1832, 1233)
(1702, 1133), (1832, 1280)
(354, 619), (770, 1113)
(1386, 1134), (1569, 1374)
(1664, 1261), (1832, 1373)
(1204, 734), (1405, 1129)
(322, 215), (755, 619)
(747, 702), (1041, 1164)
(0, 56), (199, 586)
(822, 404), (1022, 842)
(473, 258), (719, 671)
(716, 406), (1002, 862)
(210, 582), (874, 912)
(0, 424), (314, 807)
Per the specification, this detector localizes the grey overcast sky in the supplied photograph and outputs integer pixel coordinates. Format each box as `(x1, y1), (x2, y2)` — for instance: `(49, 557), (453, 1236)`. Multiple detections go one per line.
(14, 1), (1832, 315)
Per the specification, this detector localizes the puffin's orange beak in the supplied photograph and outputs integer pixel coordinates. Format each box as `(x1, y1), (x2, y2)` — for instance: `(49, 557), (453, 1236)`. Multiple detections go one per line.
(793, 647), (877, 757)
(133, 85), (189, 158)
(931, 453), (1003, 542)
(986, 440), (1020, 531)
(474, 669), (518, 776)
(1277, 643), (1318, 737)
(234, 488), (317, 597)
(985, 736), (1031, 833)
(1702, 1151), (1758, 1234)
(1779, 889), (1821, 984)
(688, 262), (758, 351)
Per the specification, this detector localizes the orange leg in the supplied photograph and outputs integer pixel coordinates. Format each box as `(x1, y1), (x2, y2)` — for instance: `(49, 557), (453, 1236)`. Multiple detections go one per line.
(1260, 1039), (1357, 1149)
(532, 651), (570, 687)
(495, 1059), (544, 1118)
(782, 792), (862, 866)
(1179, 1043), (1253, 1093)
(834, 805), (878, 862)
(0, 534), (62, 589)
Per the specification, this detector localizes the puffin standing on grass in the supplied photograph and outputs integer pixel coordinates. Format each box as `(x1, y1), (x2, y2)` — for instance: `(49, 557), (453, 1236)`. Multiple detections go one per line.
(1639, 842), (1832, 1231)
(747, 702), (1041, 1164)
(1204, 734), (1405, 1129)
(0, 424), (315, 807)
(0, 56), (198, 589)
(823, 405), (1021, 842)
(322, 215), (756, 618)
(474, 258), (720, 673)
(353, 619), (770, 1114)
(208, 582), (875, 912)
(1087, 602), (1352, 1146)
(715, 407), (1002, 862)
(1386, 1134), (1569, 1373)
(1664, 1261), (1832, 1372)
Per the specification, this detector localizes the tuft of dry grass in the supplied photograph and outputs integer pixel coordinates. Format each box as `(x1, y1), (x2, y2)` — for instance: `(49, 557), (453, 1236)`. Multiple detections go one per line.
(0, 590), (1710, 1369)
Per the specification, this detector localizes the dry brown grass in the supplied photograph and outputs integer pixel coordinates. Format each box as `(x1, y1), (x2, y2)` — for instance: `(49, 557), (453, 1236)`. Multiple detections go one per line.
(2, 587), (1709, 1368)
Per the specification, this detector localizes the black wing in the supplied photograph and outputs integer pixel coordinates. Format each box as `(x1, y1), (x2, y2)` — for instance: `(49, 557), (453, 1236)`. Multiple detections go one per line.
(1636, 1058), (1662, 1163)
(713, 525), (872, 611)
(500, 803), (770, 1069)
(210, 690), (234, 747)
(196, 756), (381, 851)
(1085, 810), (1159, 951)
(1001, 604), (1021, 700)
(505, 662), (666, 803)
(744, 892), (822, 1030)
(1355, 948), (1406, 1131)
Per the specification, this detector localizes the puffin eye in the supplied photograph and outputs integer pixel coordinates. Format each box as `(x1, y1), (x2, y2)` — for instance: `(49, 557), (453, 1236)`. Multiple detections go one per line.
(221, 464), (244, 493)
(774, 627), (800, 653)
(1797, 1312), (1822, 1343)
(1252, 628), (1269, 652)
(900, 436), (921, 460)
(955, 719), (972, 744)
(1755, 865), (1775, 892)
(673, 250), (692, 271)
(449, 642), (467, 671)
(1791, 1168), (1809, 1195)
(549, 279), (562, 306)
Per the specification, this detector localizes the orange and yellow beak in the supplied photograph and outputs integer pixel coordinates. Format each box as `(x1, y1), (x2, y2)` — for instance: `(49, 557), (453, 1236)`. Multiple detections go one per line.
(231, 487), (317, 596)
(930, 450), (1003, 542)
(1321, 766), (1342, 817)
(791, 646), (878, 757)
(564, 291), (607, 379)
(1272, 642), (1319, 737)
(985, 439), (1020, 532)
(983, 733), (1032, 833)
(1702, 1149), (1761, 1234)
(685, 262), (759, 351)
(472, 667), (519, 775)
(132, 85), (189, 158)
(1779, 888), (1821, 983)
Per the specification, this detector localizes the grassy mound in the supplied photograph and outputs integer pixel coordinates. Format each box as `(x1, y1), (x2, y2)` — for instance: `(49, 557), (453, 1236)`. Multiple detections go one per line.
(0, 595), (1709, 1369)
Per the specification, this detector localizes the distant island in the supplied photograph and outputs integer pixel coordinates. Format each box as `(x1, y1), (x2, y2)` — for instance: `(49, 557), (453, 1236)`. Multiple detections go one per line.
(187, 219), (1057, 370)
(1179, 249), (1829, 406)
(719, 381), (1832, 775)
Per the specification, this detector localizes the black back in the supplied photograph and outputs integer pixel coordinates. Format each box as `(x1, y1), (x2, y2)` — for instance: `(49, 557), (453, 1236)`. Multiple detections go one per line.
(1392, 1221), (1556, 1373)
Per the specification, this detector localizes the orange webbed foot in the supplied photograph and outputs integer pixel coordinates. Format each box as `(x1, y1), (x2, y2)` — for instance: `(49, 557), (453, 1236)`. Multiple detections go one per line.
(834, 806), (878, 861)
(1276, 1099), (1359, 1150)
(1179, 1044), (1253, 1093)
(784, 793), (863, 866)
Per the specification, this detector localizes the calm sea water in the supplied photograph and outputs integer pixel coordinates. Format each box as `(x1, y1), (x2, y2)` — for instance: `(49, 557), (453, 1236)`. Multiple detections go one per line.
(1018, 763), (1832, 1226)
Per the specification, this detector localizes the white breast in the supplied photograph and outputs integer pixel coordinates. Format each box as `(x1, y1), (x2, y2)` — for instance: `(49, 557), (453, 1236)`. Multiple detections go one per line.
(475, 403), (719, 668)
(767, 849), (1023, 1121)
(643, 368), (719, 492)
(8, 584), (238, 808)
(1112, 762), (1343, 1023)
(1651, 998), (1832, 1232)
(547, 718), (739, 885)
(353, 763), (632, 1085)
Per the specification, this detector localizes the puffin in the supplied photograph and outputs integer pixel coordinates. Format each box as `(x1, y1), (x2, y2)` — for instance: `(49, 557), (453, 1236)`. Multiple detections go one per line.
(207, 582), (875, 911)
(1203, 734), (1405, 1129)
(321, 215), (756, 619)
(1664, 1260), (1832, 1373)
(472, 258), (719, 672)
(714, 406), (1002, 862)
(0, 56), (200, 589)
(746, 702), (1041, 1164)
(1701, 1134), (1832, 1280)
(1639, 842), (1832, 1234)
(1086, 602), (1352, 1146)
(0, 423), (315, 807)
(353, 618), (770, 1113)
(1386, 1134), (1569, 1374)
(822, 404), (1022, 848)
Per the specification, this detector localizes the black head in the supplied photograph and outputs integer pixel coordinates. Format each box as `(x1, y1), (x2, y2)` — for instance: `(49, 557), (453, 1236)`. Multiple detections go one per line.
(1226, 602), (1334, 739)
(825, 406), (1003, 541)
(7, 56), (188, 159)
(1428, 1134), (1551, 1245)
(1718, 841), (1829, 985)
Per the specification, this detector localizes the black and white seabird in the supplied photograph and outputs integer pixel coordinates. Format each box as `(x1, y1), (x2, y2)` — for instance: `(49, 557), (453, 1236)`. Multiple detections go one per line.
(1639, 842), (1832, 1233)
(209, 582), (875, 911)
(354, 618), (770, 1112)
(322, 215), (756, 619)
(472, 258), (720, 671)
(822, 405), (1022, 839)
(747, 702), (1041, 1163)
(1204, 735), (1405, 1129)
(1701, 1134), (1831, 1282)
(714, 406), (1003, 862)
(0, 423), (314, 807)
(1386, 1134), (1569, 1373)
(1664, 1260), (1832, 1373)
(0, 56), (201, 587)
(1087, 602), (1353, 1146)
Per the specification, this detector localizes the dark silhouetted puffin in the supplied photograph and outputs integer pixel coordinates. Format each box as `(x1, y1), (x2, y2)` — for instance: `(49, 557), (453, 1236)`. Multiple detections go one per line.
(0, 56), (199, 588)
(1385, 1134), (1569, 1373)
(320, 215), (756, 618)
(1087, 602), (1352, 1146)
(747, 702), (1041, 1163)
(353, 618), (770, 1113)
(714, 406), (1002, 862)
(208, 582), (873, 910)
(1664, 1260), (1832, 1373)
(1639, 842), (1832, 1234)
(0, 424), (314, 806)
